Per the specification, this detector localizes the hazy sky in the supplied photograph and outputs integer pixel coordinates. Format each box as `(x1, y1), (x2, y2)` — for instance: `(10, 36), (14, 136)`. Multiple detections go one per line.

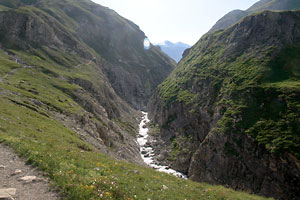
(92, 0), (259, 45)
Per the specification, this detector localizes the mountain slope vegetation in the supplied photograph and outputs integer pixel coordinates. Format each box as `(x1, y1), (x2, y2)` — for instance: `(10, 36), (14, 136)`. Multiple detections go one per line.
(0, 0), (175, 110)
(0, 0), (270, 199)
(149, 10), (300, 200)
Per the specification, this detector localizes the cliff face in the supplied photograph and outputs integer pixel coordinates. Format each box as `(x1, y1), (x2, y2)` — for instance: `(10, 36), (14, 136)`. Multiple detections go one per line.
(209, 0), (300, 33)
(0, 0), (174, 164)
(148, 11), (300, 199)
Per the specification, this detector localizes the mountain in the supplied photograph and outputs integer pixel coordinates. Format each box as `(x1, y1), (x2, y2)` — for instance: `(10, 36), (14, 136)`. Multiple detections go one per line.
(0, 0), (268, 199)
(209, 0), (300, 33)
(157, 41), (191, 62)
(0, 0), (175, 110)
(148, 10), (300, 199)
(0, 0), (177, 163)
(0, 0), (157, 166)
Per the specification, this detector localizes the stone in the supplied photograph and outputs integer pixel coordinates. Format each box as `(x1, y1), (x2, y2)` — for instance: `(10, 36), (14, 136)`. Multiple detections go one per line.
(141, 150), (148, 154)
(144, 142), (152, 148)
(11, 169), (22, 176)
(0, 165), (5, 169)
(0, 188), (16, 199)
(162, 185), (168, 190)
(19, 176), (38, 183)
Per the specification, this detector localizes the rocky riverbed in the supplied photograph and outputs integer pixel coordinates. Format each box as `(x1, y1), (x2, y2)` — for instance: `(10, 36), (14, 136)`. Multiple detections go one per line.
(137, 112), (187, 179)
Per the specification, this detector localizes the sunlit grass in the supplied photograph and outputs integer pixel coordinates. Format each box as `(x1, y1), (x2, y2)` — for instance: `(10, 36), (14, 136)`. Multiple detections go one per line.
(0, 97), (271, 200)
(0, 48), (271, 199)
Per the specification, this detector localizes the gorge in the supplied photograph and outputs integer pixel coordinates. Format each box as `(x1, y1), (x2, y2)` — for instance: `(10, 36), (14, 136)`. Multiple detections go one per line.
(0, 0), (299, 199)
(148, 9), (300, 200)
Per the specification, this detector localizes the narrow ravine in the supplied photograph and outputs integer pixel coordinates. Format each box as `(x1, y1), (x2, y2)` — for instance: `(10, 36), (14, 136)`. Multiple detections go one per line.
(137, 112), (187, 179)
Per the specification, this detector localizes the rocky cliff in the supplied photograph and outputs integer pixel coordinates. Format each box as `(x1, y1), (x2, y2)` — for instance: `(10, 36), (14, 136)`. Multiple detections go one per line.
(209, 0), (300, 33)
(148, 10), (300, 199)
(0, 0), (174, 165)
(0, 0), (175, 110)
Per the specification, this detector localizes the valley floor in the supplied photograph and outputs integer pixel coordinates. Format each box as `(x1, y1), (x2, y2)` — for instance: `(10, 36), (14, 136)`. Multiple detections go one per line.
(0, 144), (60, 200)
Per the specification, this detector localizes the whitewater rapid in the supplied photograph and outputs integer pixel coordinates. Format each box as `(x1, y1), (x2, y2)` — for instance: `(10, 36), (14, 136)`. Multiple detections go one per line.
(137, 112), (187, 179)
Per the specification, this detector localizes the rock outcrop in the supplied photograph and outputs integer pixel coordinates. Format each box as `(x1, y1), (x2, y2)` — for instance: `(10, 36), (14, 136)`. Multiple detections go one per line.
(148, 11), (300, 199)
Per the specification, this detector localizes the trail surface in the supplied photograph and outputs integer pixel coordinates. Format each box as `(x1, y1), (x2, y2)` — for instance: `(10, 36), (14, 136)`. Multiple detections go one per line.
(0, 144), (60, 200)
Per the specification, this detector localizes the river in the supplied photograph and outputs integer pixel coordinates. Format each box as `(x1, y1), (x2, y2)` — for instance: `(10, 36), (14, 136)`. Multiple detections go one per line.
(137, 112), (187, 179)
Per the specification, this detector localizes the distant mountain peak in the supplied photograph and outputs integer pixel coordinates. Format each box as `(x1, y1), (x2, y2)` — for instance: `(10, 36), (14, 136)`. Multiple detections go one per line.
(156, 41), (191, 62)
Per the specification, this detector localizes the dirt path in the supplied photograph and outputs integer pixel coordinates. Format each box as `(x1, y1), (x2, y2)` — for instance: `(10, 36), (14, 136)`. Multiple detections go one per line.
(0, 144), (61, 200)
(0, 51), (31, 84)
(74, 60), (92, 68)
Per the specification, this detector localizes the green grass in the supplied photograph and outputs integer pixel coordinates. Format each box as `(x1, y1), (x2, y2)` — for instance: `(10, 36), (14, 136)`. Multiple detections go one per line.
(0, 51), (20, 76)
(0, 98), (271, 200)
(0, 4), (10, 11)
(0, 45), (270, 200)
(0, 2), (277, 198)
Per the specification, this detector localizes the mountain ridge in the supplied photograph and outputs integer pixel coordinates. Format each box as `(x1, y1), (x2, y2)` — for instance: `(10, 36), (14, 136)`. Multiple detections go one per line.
(209, 0), (300, 33)
(148, 10), (300, 199)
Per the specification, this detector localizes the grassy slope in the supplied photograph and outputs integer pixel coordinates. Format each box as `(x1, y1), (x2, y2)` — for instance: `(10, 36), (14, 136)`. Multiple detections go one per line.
(0, 49), (270, 200)
(34, 0), (175, 108)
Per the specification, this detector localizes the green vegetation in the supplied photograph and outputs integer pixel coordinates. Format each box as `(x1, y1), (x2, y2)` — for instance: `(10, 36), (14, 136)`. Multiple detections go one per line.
(148, 123), (160, 136)
(0, 96), (271, 200)
(1, 0), (293, 199)
(0, 4), (9, 11)
(169, 135), (193, 161)
(157, 11), (300, 160)
(0, 2), (270, 199)
(0, 51), (270, 200)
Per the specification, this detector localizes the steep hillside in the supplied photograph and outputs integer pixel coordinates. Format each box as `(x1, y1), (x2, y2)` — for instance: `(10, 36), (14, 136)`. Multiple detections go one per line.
(157, 41), (191, 62)
(0, 0), (175, 162)
(0, 4), (141, 165)
(0, 0), (271, 199)
(0, 0), (175, 110)
(210, 0), (300, 32)
(148, 10), (300, 199)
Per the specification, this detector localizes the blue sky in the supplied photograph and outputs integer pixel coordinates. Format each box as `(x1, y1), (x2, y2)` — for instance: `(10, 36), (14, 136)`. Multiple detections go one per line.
(92, 0), (259, 45)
